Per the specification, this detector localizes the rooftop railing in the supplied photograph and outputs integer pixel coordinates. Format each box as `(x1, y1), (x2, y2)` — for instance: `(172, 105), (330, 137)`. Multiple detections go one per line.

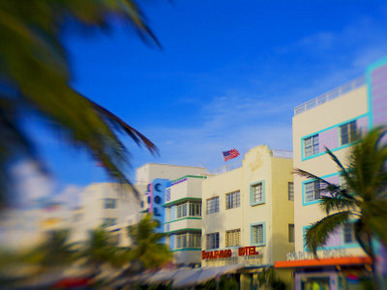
(294, 75), (366, 116)
(271, 149), (293, 159)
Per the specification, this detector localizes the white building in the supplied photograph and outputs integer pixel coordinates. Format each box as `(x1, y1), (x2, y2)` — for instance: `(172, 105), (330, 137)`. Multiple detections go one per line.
(164, 175), (207, 266)
(70, 182), (140, 244)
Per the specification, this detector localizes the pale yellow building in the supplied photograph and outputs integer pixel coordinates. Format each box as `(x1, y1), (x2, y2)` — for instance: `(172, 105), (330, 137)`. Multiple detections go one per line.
(282, 58), (387, 290)
(202, 145), (294, 288)
(292, 76), (368, 259)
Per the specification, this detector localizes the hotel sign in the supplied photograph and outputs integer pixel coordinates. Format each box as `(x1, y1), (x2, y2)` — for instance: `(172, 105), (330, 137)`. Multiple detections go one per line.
(202, 246), (260, 260)
(202, 249), (232, 260)
(286, 249), (348, 261)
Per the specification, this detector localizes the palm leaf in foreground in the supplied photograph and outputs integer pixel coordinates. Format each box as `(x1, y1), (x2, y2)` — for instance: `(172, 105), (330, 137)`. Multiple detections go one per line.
(295, 126), (387, 286)
(0, 0), (161, 203)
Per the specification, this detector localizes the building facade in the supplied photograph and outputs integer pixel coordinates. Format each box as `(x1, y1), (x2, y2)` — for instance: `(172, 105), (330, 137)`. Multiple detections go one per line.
(163, 175), (206, 266)
(276, 58), (387, 289)
(104, 164), (207, 248)
(201, 145), (294, 289)
(70, 182), (140, 244)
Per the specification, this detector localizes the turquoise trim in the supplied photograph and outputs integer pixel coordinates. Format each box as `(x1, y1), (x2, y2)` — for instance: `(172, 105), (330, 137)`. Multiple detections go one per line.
(302, 172), (339, 206)
(366, 57), (387, 128)
(250, 221), (266, 246)
(170, 175), (207, 183)
(164, 216), (202, 224)
(164, 228), (201, 234)
(250, 180), (266, 206)
(303, 225), (360, 252)
(163, 197), (201, 207)
(301, 113), (368, 161)
(366, 67), (373, 128)
(172, 248), (201, 252)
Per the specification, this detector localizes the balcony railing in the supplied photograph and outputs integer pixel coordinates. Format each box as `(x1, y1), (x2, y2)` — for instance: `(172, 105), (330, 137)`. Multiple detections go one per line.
(294, 76), (366, 116)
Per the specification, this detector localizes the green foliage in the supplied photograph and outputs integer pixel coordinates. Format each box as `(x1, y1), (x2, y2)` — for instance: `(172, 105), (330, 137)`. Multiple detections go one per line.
(295, 126), (387, 258)
(28, 229), (75, 268)
(257, 267), (288, 290)
(83, 226), (130, 269)
(0, 0), (159, 204)
(220, 275), (239, 290)
(127, 214), (172, 269)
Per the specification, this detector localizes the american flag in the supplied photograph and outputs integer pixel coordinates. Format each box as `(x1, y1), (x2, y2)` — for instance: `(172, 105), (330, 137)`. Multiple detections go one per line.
(222, 149), (240, 161)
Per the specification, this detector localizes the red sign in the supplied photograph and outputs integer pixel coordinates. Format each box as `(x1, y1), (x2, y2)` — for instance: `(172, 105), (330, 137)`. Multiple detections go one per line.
(238, 246), (259, 256)
(201, 249), (232, 260)
(202, 246), (260, 260)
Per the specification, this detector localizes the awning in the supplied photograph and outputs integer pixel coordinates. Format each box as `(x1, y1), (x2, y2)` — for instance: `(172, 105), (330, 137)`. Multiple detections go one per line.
(275, 256), (372, 269)
(172, 264), (244, 288)
(147, 268), (193, 285)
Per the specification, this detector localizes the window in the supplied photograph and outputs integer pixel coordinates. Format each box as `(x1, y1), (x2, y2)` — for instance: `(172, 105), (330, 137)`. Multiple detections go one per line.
(225, 229), (241, 247)
(104, 198), (117, 209)
(250, 181), (265, 205)
(166, 208), (171, 222)
(189, 232), (201, 248)
(251, 223), (265, 246)
(226, 191), (240, 209)
(189, 202), (201, 217)
(206, 197), (219, 214)
(288, 224), (295, 243)
(304, 181), (321, 202)
(343, 223), (355, 244)
(103, 218), (117, 227)
(288, 182), (294, 201)
(340, 121), (357, 145)
(176, 233), (187, 249)
(176, 203), (187, 218)
(304, 134), (319, 158)
(206, 232), (219, 249)
(175, 202), (201, 219)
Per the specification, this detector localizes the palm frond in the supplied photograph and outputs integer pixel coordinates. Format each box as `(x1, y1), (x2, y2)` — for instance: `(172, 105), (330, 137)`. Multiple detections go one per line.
(0, 0), (162, 204)
(325, 147), (350, 179)
(354, 219), (372, 258)
(86, 97), (158, 154)
(305, 211), (350, 256)
(294, 168), (338, 189)
(320, 196), (357, 214)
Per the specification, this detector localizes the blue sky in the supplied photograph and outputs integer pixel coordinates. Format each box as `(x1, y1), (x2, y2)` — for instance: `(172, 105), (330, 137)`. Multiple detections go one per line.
(19, 1), (387, 206)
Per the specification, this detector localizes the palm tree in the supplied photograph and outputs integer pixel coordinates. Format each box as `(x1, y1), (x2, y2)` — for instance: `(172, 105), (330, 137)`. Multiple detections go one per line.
(0, 1), (159, 205)
(83, 227), (129, 273)
(127, 214), (172, 269)
(26, 229), (75, 270)
(295, 126), (387, 286)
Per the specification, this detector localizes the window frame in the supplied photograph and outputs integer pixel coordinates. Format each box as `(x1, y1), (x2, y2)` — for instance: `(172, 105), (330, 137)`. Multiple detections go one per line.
(288, 182), (294, 201)
(250, 222), (266, 246)
(189, 202), (202, 217)
(342, 223), (356, 244)
(340, 121), (357, 146)
(226, 190), (240, 210)
(304, 180), (321, 204)
(288, 224), (295, 243)
(303, 134), (319, 158)
(225, 228), (241, 247)
(250, 180), (265, 206)
(206, 197), (219, 214)
(104, 198), (117, 209)
(206, 232), (220, 250)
